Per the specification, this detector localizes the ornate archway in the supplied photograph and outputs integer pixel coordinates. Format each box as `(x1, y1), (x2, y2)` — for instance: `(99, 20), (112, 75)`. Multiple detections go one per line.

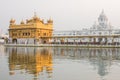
(12, 39), (17, 44)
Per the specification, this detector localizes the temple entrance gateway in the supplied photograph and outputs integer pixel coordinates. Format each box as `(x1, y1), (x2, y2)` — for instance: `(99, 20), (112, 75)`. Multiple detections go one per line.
(12, 39), (17, 44)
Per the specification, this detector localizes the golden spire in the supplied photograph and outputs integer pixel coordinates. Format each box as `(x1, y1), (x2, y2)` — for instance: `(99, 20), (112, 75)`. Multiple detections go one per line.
(33, 10), (39, 20)
(20, 19), (25, 24)
(33, 9), (38, 18)
(10, 18), (15, 25)
(34, 11), (37, 18)
(47, 17), (53, 24)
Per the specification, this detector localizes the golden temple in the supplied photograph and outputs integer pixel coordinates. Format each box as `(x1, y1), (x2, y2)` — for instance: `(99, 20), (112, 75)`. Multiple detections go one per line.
(8, 12), (53, 44)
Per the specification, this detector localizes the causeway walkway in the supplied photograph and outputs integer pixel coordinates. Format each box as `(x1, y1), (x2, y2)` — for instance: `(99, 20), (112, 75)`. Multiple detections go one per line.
(4, 44), (120, 48)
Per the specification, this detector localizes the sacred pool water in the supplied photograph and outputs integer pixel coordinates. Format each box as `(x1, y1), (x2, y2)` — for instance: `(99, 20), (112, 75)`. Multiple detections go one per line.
(0, 45), (120, 80)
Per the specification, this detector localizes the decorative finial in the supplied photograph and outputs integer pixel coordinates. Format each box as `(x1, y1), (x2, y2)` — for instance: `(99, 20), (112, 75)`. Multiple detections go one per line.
(10, 18), (15, 24)
(21, 19), (24, 24)
(109, 22), (112, 29)
(34, 10), (37, 17)
(102, 9), (104, 14)
(49, 17), (52, 21)
(94, 21), (97, 24)
(33, 9), (39, 20)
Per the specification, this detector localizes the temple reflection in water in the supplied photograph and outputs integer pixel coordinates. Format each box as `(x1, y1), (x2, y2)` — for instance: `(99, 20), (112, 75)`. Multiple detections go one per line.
(8, 47), (53, 80)
(6, 47), (120, 80)
(53, 48), (120, 79)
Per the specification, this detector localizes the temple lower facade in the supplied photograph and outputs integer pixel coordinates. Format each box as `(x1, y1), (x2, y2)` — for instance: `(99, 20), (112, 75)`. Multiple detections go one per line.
(8, 13), (53, 44)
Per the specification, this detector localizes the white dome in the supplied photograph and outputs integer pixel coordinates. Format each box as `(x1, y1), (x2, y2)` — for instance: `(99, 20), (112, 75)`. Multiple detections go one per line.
(98, 10), (108, 21)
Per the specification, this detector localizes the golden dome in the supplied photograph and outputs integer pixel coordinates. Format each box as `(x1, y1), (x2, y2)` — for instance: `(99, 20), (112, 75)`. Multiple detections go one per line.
(20, 20), (25, 24)
(47, 18), (53, 23)
(10, 18), (15, 23)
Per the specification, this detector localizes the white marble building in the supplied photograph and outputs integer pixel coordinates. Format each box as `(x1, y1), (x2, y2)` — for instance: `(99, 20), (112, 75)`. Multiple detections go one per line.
(54, 10), (120, 36)
(89, 10), (114, 35)
(53, 10), (120, 44)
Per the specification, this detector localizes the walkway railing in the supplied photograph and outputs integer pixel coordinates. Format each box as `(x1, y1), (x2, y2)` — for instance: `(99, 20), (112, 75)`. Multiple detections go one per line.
(4, 43), (120, 48)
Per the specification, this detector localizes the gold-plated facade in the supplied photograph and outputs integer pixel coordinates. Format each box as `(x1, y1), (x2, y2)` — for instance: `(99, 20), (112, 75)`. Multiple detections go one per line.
(9, 13), (53, 44)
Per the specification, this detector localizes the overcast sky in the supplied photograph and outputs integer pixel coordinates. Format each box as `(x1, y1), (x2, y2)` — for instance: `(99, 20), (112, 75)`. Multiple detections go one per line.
(0, 0), (120, 33)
